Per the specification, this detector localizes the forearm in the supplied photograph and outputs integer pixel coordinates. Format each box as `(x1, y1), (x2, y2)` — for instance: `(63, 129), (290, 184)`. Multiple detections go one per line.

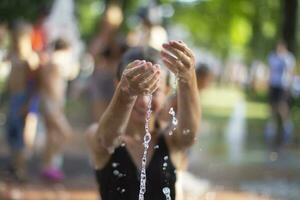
(176, 74), (201, 147)
(96, 83), (137, 149)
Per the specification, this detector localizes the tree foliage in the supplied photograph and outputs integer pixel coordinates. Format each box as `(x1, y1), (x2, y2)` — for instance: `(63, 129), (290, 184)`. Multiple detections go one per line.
(0, 0), (53, 24)
(170, 0), (282, 61)
(0, 0), (297, 62)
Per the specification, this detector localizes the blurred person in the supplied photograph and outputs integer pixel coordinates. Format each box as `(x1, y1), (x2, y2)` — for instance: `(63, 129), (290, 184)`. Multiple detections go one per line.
(266, 41), (295, 150)
(88, 3), (123, 58)
(86, 41), (200, 200)
(196, 63), (214, 91)
(88, 42), (127, 121)
(31, 6), (49, 53)
(127, 6), (167, 51)
(86, 3), (125, 121)
(248, 60), (269, 94)
(39, 38), (73, 181)
(4, 21), (39, 181)
(24, 8), (50, 150)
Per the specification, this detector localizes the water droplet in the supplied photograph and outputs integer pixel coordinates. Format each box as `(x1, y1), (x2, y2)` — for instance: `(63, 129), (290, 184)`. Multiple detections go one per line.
(172, 118), (178, 126)
(169, 107), (178, 129)
(112, 162), (119, 168)
(163, 187), (170, 194)
(121, 143), (126, 147)
(183, 129), (190, 135)
(113, 170), (119, 176)
(162, 187), (171, 200)
(168, 131), (173, 136)
(164, 156), (169, 160)
(144, 133), (151, 144)
(163, 162), (168, 167)
(154, 145), (159, 149)
(168, 107), (175, 115)
(121, 188), (126, 193)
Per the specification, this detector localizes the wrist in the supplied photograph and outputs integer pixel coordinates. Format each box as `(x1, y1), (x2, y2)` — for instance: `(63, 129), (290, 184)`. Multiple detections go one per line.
(117, 83), (137, 103)
(178, 72), (197, 89)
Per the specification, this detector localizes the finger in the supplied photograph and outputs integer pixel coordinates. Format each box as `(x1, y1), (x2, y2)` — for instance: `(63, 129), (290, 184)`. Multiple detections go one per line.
(132, 62), (156, 82)
(162, 57), (179, 74)
(148, 79), (160, 94)
(133, 65), (158, 83)
(161, 54), (185, 73)
(162, 44), (190, 66)
(161, 49), (178, 63)
(139, 70), (160, 89)
(143, 75), (160, 95)
(124, 61), (147, 79)
(127, 60), (143, 69)
(169, 40), (194, 59)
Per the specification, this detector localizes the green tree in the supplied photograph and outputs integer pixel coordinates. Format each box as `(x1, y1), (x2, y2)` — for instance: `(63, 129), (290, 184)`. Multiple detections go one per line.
(0, 0), (53, 24)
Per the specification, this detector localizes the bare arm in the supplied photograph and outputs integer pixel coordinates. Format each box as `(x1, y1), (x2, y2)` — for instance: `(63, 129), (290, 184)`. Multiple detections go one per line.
(97, 83), (137, 150)
(85, 86), (137, 169)
(87, 60), (161, 167)
(161, 41), (201, 149)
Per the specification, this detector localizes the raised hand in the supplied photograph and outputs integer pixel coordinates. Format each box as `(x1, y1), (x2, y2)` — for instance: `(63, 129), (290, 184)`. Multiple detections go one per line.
(161, 41), (196, 83)
(120, 60), (161, 96)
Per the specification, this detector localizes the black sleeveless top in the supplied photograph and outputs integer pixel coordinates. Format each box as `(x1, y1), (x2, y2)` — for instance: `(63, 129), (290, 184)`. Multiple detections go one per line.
(95, 135), (176, 200)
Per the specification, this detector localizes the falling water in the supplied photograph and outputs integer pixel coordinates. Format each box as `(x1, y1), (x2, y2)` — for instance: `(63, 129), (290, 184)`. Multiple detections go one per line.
(168, 107), (178, 127)
(138, 95), (153, 200)
(163, 187), (171, 200)
(168, 70), (178, 136)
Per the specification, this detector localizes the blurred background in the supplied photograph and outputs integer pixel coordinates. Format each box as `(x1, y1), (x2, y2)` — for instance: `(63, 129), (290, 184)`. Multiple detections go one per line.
(0, 0), (300, 199)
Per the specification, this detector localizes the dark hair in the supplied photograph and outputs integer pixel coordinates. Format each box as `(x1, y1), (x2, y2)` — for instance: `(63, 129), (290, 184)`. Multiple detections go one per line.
(53, 38), (70, 51)
(116, 46), (159, 81)
(196, 63), (211, 78)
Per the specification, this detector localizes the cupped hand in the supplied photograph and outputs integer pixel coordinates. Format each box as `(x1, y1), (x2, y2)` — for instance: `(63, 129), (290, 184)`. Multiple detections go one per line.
(161, 40), (196, 83)
(120, 60), (161, 96)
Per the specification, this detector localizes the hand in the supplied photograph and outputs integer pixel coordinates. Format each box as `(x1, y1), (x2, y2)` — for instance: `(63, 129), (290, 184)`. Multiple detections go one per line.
(120, 60), (161, 96)
(161, 41), (196, 83)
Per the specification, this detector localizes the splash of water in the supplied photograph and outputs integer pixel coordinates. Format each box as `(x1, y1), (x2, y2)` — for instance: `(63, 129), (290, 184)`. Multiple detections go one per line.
(169, 107), (178, 130)
(163, 187), (171, 200)
(138, 95), (153, 200)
